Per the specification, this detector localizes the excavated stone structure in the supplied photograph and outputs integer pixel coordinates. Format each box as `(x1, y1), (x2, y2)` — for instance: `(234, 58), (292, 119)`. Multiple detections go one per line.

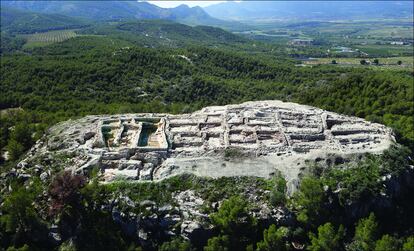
(25, 101), (395, 184)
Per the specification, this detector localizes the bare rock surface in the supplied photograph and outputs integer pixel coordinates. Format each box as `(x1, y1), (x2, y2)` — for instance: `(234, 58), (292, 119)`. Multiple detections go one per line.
(19, 100), (394, 183)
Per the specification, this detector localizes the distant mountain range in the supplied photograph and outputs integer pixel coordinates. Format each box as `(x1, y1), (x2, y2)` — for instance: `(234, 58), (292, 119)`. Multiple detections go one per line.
(0, 1), (229, 27)
(3, 1), (411, 35)
(0, 5), (249, 50)
(205, 1), (414, 21)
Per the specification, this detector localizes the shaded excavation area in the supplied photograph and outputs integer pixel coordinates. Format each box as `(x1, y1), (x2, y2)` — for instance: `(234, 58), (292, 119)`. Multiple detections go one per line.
(96, 117), (168, 150)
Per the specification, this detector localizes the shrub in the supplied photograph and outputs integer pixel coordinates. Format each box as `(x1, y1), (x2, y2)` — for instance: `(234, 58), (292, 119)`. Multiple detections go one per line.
(269, 173), (287, 207)
(49, 171), (86, 217)
(403, 236), (414, 251)
(6, 140), (24, 161)
(292, 176), (326, 227)
(159, 238), (194, 251)
(204, 235), (229, 251)
(256, 225), (290, 251)
(351, 213), (379, 251)
(308, 223), (345, 251)
(210, 195), (257, 250)
(374, 235), (400, 251)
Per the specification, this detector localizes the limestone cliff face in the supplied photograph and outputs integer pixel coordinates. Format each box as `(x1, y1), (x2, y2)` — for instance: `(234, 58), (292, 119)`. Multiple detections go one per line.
(20, 100), (395, 183)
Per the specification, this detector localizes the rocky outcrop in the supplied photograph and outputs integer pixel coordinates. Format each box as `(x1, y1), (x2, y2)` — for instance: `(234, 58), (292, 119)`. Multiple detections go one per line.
(18, 100), (395, 184)
(109, 187), (286, 248)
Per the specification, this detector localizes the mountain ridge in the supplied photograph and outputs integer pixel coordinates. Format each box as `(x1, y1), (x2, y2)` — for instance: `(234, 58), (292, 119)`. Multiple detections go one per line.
(0, 7), (88, 34)
(0, 0), (231, 27)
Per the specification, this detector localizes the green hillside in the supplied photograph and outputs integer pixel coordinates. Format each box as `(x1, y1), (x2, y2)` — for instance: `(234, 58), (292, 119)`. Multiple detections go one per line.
(0, 7), (87, 34)
(1, 36), (412, 148)
(1, 17), (250, 54)
(1, 3), (414, 251)
(71, 20), (249, 49)
(0, 1), (233, 27)
(116, 20), (247, 44)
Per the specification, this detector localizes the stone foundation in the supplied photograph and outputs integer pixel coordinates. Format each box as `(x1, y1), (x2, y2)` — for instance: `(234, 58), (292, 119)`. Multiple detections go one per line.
(26, 100), (395, 183)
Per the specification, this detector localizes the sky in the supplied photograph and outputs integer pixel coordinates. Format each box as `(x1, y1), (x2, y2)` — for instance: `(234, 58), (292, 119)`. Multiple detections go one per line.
(147, 1), (225, 8)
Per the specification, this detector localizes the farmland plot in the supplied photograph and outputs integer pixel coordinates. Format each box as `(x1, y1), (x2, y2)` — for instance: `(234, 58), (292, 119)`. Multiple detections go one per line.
(24, 30), (77, 48)
(302, 56), (413, 71)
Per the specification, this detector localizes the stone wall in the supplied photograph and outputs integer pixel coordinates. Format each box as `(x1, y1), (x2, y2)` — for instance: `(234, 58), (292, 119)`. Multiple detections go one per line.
(20, 100), (395, 183)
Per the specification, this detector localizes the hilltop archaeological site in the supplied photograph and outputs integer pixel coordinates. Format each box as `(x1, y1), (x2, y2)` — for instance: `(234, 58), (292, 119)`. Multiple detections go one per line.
(19, 100), (395, 186)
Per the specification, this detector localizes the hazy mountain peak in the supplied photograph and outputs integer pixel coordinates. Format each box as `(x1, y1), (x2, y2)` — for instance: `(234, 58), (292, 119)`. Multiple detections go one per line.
(1, 0), (223, 25)
(205, 1), (414, 21)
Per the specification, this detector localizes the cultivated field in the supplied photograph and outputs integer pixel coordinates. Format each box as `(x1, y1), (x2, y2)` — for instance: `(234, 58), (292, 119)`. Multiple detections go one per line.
(23, 29), (77, 48)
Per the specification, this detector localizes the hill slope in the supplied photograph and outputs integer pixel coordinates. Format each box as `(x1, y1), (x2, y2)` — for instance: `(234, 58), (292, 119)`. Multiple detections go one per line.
(1, 1), (226, 26)
(114, 20), (248, 45)
(0, 7), (87, 33)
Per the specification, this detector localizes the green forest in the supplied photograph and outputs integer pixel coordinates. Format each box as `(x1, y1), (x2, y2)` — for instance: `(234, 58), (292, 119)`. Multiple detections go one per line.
(1, 6), (414, 251)
(1, 35), (413, 151)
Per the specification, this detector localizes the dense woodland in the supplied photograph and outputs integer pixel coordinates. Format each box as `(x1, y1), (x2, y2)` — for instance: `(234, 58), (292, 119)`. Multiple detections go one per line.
(1, 35), (412, 150)
(1, 8), (414, 251)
